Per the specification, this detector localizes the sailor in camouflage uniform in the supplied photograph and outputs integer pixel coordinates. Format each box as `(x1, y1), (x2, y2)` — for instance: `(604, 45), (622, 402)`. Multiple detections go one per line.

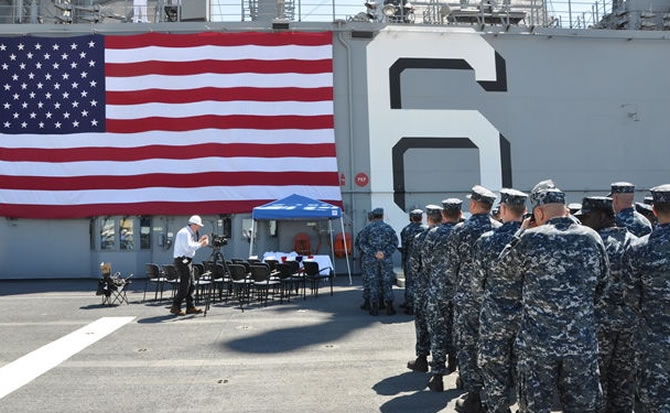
(358, 207), (399, 316)
(636, 200), (657, 228)
(400, 209), (426, 313)
(474, 188), (528, 413)
(423, 198), (463, 392)
(623, 184), (670, 413)
(498, 181), (609, 413)
(576, 196), (638, 413)
(406, 205), (443, 375)
(356, 211), (375, 311)
(447, 185), (501, 413)
(610, 181), (653, 237)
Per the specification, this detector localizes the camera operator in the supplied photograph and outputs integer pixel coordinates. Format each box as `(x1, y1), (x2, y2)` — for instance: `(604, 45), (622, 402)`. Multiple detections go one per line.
(170, 215), (209, 316)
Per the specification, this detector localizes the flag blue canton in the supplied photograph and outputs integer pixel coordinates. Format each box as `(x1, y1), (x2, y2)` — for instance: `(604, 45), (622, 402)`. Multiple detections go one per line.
(1, 35), (106, 135)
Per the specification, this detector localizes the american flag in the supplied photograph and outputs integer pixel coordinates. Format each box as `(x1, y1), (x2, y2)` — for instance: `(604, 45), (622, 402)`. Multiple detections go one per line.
(0, 32), (340, 219)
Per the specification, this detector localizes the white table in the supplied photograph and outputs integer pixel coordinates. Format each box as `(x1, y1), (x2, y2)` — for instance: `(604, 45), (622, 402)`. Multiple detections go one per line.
(262, 251), (333, 272)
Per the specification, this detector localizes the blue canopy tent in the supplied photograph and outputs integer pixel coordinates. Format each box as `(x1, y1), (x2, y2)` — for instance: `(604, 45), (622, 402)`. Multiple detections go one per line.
(249, 194), (352, 284)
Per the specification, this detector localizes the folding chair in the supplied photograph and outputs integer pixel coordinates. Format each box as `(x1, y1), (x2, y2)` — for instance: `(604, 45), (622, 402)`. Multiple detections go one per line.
(97, 262), (133, 305)
(286, 260), (306, 299)
(250, 264), (280, 306)
(193, 263), (213, 305)
(143, 263), (167, 302)
(275, 262), (301, 303)
(229, 263), (253, 310)
(303, 260), (333, 297)
(162, 264), (180, 299)
(206, 261), (230, 303)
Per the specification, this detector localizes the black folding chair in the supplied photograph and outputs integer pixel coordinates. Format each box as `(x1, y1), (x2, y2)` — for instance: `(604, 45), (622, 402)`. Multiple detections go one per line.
(193, 263), (213, 308)
(206, 261), (230, 304)
(143, 263), (167, 302)
(98, 271), (133, 305)
(250, 264), (281, 306)
(229, 263), (253, 310)
(303, 260), (333, 297)
(286, 260), (306, 299)
(162, 264), (180, 299)
(275, 262), (301, 303)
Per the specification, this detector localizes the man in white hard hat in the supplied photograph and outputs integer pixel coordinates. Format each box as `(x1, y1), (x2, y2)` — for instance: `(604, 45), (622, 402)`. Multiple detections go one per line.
(170, 215), (209, 316)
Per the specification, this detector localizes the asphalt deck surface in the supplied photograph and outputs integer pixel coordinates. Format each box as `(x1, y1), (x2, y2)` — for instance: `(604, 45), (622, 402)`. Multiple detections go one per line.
(0, 277), (541, 413)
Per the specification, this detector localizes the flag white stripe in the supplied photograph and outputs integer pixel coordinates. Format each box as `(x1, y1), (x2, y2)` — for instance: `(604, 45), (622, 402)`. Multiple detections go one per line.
(106, 101), (334, 120)
(0, 129), (335, 148)
(0, 186), (343, 205)
(0, 157), (339, 177)
(104, 45), (332, 63)
(104, 73), (333, 91)
(0, 34), (342, 215)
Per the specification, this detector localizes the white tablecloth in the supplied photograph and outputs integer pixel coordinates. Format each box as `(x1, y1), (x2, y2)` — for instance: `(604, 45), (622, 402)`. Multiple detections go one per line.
(262, 251), (333, 272)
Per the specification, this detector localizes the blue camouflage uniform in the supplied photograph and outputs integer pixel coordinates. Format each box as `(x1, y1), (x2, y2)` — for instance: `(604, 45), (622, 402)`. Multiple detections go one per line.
(474, 188), (528, 413)
(358, 208), (398, 306)
(446, 186), (501, 397)
(635, 201), (657, 228)
(355, 212), (374, 303)
(616, 207), (652, 237)
(400, 209), (426, 309)
(623, 184), (670, 413)
(424, 198), (462, 377)
(408, 206), (441, 360)
(610, 182), (652, 237)
(498, 183), (609, 413)
(576, 196), (639, 413)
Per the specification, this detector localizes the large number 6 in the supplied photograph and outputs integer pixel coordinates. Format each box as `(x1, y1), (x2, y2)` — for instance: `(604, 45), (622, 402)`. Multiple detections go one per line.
(366, 29), (512, 222)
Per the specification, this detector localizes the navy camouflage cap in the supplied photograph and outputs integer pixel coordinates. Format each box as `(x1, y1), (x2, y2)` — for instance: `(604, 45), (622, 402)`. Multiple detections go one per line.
(499, 188), (528, 206)
(530, 180), (565, 208)
(644, 196), (654, 205)
(466, 185), (497, 205)
(371, 207), (384, 217)
(441, 198), (463, 211)
(635, 201), (653, 215)
(567, 203), (582, 214)
(607, 181), (635, 196)
(531, 179), (557, 193)
(650, 184), (670, 205)
(575, 196), (613, 216)
(425, 204), (443, 220)
(409, 208), (423, 218)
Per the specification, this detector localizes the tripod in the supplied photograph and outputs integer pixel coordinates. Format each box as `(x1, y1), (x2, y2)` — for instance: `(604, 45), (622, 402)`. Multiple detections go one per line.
(203, 246), (230, 316)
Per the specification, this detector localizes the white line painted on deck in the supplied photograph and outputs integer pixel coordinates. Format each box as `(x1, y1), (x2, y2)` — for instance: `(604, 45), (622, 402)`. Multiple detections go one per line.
(0, 316), (135, 399)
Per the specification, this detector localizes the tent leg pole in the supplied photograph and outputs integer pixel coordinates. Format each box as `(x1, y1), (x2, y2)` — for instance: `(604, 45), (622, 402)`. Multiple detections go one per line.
(340, 217), (352, 285)
(328, 220), (335, 278)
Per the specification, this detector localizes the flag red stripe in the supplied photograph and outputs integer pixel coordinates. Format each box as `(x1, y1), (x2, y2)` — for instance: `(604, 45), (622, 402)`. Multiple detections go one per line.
(0, 32), (340, 219)
(104, 32), (333, 49)
(0, 199), (344, 219)
(0, 172), (339, 190)
(0, 143), (337, 162)
(105, 115), (334, 133)
(105, 87), (333, 105)
(105, 59), (333, 77)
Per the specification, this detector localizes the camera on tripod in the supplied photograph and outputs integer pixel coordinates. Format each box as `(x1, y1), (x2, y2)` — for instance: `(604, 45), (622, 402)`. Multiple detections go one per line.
(210, 233), (228, 248)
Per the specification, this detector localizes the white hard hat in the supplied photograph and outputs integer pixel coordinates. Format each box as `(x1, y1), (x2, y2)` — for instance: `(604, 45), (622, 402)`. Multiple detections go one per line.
(187, 215), (204, 227)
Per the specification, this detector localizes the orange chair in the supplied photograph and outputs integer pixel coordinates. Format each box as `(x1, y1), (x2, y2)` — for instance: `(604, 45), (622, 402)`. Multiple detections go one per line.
(294, 232), (312, 255)
(334, 232), (352, 258)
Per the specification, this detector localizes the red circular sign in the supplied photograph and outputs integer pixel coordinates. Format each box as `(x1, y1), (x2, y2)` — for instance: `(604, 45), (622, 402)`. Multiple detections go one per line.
(355, 172), (369, 187)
